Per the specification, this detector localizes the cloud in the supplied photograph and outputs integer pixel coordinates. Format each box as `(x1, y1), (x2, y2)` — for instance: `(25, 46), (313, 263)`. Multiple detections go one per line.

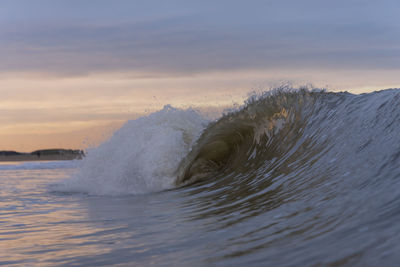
(0, 1), (399, 76)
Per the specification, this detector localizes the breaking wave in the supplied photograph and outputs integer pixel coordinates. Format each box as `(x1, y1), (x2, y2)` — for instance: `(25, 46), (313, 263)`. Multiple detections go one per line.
(57, 87), (400, 196)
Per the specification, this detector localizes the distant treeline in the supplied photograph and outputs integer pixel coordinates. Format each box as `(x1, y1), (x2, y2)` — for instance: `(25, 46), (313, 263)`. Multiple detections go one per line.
(0, 149), (84, 161)
(0, 150), (23, 156)
(30, 149), (84, 156)
(0, 149), (84, 156)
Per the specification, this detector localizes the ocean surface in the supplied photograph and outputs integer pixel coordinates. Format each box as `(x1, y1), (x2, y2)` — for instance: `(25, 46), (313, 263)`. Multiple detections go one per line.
(1, 88), (400, 266)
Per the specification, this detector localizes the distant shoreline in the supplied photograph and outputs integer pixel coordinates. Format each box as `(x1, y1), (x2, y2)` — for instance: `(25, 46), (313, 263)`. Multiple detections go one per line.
(0, 149), (84, 162)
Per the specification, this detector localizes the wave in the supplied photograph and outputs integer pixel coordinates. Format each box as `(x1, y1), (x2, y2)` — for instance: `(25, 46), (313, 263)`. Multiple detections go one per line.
(57, 87), (400, 196)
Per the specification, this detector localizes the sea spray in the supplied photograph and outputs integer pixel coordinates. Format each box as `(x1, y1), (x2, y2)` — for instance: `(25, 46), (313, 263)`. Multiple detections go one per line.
(58, 105), (207, 195)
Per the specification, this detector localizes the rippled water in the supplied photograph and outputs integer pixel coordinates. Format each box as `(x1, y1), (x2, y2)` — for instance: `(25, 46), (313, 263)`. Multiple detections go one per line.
(2, 88), (400, 266)
(1, 160), (400, 266)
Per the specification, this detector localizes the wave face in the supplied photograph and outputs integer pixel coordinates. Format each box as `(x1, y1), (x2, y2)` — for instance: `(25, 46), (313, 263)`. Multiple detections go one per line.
(179, 88), (400, 186)
(176, 88), (400, 189)
(176, 88), (323, 186)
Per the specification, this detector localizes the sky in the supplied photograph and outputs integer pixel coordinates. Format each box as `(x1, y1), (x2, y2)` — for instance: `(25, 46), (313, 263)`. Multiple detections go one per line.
(1, 0), (399, 151)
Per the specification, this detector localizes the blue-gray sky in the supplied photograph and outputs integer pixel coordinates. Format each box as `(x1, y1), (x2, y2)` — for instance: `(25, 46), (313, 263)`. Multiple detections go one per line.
(1, 0), (400, 75)
(1, 0), (400, 150)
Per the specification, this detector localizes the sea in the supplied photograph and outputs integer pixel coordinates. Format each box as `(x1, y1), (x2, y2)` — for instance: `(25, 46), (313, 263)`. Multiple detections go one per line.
(1, 88), (400, 266)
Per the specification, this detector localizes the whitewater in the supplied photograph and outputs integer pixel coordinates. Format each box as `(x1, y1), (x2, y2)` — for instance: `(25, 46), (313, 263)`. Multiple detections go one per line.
(1, 87), (400, 266)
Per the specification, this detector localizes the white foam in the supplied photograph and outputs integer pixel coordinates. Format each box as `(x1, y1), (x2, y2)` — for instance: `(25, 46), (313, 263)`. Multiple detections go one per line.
(57, 105), (207, 195)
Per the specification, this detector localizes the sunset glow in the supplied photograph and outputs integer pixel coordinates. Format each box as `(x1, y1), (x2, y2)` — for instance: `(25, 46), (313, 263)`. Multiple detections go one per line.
(1, 0), (399, 151)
